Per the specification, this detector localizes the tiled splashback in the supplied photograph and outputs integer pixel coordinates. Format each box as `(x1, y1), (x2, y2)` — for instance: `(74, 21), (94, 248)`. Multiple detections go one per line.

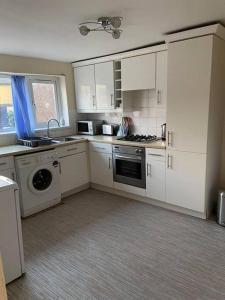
(79, 89), (166, 137)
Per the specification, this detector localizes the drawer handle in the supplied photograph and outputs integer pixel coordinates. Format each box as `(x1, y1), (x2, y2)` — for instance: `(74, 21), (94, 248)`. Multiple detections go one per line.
(148, 154), (164, 157)
(95, 147), (105, 150)
(66, 148), (78, 151)
(0, 162), (7, 166)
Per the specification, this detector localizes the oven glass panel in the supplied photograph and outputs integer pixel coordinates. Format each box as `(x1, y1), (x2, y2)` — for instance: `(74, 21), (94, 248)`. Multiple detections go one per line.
(116, 159), (142, 179)
(77, 122), (89, 133)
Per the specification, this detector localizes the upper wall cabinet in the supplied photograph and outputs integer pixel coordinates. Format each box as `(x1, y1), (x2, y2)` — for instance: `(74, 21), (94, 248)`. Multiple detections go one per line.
(121, 53), (156, 91)
(74, 61), (115, 112)
(74, 65), (95, 111)
(95, 61), (115, 110)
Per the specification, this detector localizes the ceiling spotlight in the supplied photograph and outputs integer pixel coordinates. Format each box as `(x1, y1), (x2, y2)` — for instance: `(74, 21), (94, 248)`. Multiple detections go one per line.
(112, 29), (121, 39)
(78, 16), (123, 39)
(79, 25), (90, 36)
(110, 17), (122, 29)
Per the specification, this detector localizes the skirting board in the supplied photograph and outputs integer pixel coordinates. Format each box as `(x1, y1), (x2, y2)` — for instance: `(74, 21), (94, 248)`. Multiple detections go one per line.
(91, 183), (207, 220)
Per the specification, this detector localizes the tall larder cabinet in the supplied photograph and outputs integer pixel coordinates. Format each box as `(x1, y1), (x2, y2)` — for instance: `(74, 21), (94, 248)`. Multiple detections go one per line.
(166, 33), (225, 218)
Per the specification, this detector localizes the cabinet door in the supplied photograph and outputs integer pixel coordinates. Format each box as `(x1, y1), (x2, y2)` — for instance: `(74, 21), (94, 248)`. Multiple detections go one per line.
(155, 51), (167, 108)
(95, 61), (115, 110)
(146, 155), (165, 202)
(0, 169), (15, 180)
(0, 190), (22, 283)
(121, 53), (156, 91)
(74, 65), (96, 111)
(167, 36), (213, 153)
(90, 151), (113, 188)
(166, 150), (206, 212)
(60, 152), (89, 194)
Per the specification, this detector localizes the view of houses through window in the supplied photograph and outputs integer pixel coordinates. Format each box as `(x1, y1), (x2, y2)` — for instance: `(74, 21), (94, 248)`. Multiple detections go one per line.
(0, 76), (15, 132)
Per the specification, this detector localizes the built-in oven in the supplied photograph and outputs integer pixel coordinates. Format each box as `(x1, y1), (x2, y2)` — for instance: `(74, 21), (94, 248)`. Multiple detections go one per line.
(113, 145), (146, 189)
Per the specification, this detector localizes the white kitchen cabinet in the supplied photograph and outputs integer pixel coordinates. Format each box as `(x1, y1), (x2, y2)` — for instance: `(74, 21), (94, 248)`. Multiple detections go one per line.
(155, 51), (167, 108)
(58, 143), (89, 195)
(0, 178), (24, 284)
(89, 142), (113, 188)
(74, 65), (96, 111)
(0, 156), (16, 180)
(146, 149), (165, 202)
(95, 61), (115, 110)
(166, 36), (212, 153)
(166, 150), (206, 213)
(121, 53), (156, 91)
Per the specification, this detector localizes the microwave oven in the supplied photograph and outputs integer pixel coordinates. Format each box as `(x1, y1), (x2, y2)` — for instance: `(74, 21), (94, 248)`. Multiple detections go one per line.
(77, 120), (102, 135)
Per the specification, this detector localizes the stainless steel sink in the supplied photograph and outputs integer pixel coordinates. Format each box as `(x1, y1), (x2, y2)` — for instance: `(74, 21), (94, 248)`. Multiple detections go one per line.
(51, 136), (84, 144)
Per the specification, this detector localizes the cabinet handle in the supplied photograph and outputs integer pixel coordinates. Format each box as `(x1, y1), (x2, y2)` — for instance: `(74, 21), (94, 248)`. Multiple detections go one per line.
(147, 163), (151, 177)
(168, 131), (173, 147)
(157, 90), (161, 104)
(111, 94), (114, 107)
(92, 95), (95, 107)
(95, 147), (105, 150)
(0, 162), (7, 166)
(66, 148), (78, 151)
(11, 171), (15, 181)
(108, 157), (111, 169)
(58, 161), (62, 174)
(167, 154), (173, 169)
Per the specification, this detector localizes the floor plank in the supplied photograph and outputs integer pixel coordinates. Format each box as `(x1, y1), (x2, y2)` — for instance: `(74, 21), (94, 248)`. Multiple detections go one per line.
(7, 188), (225, 300)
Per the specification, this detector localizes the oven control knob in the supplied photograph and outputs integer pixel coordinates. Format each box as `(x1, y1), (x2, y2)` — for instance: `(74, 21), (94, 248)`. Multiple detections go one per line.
(136, 149), (142, 154)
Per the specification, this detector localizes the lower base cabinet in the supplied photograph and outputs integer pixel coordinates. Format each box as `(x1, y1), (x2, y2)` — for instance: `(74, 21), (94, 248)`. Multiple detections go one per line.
(166, 150), (206, 213)
(146, 149), (166, 201)
(89, 142), (113, 188)
(58, 143), (89, 195)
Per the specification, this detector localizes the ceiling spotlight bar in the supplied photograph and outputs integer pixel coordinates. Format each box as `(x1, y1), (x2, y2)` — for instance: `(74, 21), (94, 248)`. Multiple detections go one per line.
(79, 16), (123, 39)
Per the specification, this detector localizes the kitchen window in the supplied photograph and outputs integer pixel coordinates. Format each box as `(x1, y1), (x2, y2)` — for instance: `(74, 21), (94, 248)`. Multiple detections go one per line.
(27, 76), (66, 129)
(0, 74), (68, 134)
(0, 76), (15, 133)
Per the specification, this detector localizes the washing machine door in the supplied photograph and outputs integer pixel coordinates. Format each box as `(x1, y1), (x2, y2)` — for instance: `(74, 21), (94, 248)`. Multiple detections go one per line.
(28, 166), (55, 194)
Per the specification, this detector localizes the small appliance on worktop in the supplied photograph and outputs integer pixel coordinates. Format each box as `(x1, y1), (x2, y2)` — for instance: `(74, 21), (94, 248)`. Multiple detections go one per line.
(102, 124), (119, 136)
(77, 120), (103, 135)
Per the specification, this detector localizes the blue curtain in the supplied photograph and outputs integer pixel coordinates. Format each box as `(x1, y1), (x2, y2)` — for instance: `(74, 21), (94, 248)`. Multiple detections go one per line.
(11, 75), (35, 139)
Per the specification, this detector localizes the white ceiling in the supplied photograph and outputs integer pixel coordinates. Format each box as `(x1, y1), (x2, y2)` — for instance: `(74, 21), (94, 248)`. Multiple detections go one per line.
(1, 0), (225, 62)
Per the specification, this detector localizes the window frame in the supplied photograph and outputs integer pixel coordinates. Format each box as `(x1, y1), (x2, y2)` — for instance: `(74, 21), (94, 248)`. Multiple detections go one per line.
(27, 75), (65, 129)
(0, 74), (15, 133)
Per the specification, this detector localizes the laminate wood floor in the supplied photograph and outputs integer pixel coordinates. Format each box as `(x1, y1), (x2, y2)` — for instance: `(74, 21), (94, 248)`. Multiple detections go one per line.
(7, 188), (225, 300)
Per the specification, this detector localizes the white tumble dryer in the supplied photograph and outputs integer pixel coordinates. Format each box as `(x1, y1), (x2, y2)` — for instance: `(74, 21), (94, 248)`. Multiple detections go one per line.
(15, 149), (61, 217)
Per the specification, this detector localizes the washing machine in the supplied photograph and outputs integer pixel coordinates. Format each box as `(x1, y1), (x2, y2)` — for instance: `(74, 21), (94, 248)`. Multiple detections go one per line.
(15, 149), (61, 217)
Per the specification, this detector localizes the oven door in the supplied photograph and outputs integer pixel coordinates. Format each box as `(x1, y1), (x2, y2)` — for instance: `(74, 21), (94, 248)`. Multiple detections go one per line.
(113, 153), (146, 188)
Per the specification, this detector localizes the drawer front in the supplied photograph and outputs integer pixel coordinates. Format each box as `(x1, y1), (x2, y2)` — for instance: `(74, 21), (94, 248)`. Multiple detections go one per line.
(89, 142), (112, 154)
(57, 142), (87, 157)
(146, 149), (165, 161)
(0, 156), (14, 171)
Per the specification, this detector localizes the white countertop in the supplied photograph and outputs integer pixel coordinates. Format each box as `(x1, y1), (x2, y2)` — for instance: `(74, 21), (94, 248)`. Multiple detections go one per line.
(74, 135), (166, 149)
(0, 135), (166, 158)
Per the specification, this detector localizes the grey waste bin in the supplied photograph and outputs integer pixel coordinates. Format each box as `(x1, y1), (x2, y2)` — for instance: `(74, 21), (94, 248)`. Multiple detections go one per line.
(217, 191), (225, 226)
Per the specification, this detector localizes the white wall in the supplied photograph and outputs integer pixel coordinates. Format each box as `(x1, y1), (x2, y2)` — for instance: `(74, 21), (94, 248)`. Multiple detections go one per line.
(0, 54), (77, 146)
(82, 89), (166, 137)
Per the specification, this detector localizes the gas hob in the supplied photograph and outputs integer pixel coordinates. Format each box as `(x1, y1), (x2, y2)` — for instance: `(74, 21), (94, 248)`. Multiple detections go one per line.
(117, 134), (159, 143)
